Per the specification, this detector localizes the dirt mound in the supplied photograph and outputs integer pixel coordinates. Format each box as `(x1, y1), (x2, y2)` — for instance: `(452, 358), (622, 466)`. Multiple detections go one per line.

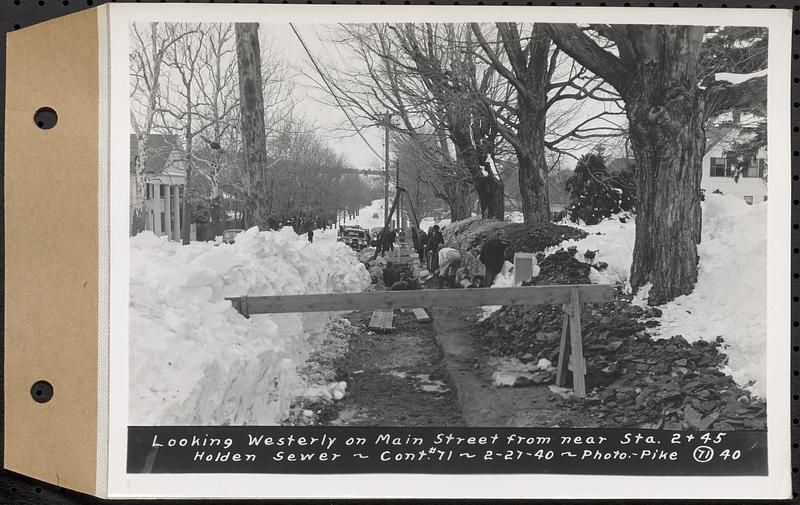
(527, 250), (591, 286)
(443, 217), (586, 260)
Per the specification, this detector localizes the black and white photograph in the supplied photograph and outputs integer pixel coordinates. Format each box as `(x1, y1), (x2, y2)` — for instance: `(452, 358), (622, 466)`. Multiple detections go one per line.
(110, 4), (791, 498)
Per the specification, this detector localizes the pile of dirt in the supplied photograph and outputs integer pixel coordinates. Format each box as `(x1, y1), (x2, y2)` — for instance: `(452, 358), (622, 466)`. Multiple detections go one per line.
(526, 250), (592, 286)
(478, 254), (766, 430)
(443, 217), (587, 259)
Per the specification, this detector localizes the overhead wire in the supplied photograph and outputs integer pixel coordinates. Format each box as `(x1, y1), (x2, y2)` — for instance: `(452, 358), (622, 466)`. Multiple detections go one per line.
(289, 23), (384, 161)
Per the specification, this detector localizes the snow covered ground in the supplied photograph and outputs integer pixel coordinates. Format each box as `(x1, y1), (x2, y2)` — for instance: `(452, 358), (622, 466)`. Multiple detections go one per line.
(536, 195), (767, 396)
(129, 226), (370, 425)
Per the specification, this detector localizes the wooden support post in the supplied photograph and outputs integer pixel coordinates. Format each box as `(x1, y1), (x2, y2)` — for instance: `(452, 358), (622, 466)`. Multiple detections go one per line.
(555, 305), (570, 387)
(568, 288), (587, 397)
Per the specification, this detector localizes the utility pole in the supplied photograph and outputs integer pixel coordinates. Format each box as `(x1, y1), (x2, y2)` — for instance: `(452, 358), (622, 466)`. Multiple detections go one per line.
(383, 112), (391, 228)
(395, 159), (402, 231)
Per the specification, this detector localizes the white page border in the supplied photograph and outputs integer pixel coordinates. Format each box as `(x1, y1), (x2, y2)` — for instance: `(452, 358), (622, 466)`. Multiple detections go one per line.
(106, 4), (793, 498)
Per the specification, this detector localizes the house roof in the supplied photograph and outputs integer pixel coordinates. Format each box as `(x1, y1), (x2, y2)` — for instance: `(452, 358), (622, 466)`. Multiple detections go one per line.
(130, 134), (185, 175)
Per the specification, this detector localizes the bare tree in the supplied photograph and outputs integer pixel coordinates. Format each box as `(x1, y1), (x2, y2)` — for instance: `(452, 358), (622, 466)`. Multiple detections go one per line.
(193, 24), (239, 235)
(547, 24), (766, 304)
(129, 22), (195, 234)
(316, 24), (503, 221)
(471, 22), (624, 225)
(158, 23), (212, 245)
(235, 22), (271, 230)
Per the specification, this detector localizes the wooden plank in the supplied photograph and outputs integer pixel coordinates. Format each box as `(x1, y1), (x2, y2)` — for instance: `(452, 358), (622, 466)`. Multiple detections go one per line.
(412, 308), (431, 323)
(369, 309), (394, 330)
(229, 284), (614, 315)
(568, 288), (587, 398)
(555, 306), (570, 387)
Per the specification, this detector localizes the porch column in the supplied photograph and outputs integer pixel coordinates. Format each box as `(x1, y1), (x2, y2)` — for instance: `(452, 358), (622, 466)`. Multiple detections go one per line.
(164, 184), (172, 240)
(173, 184), (182, 240)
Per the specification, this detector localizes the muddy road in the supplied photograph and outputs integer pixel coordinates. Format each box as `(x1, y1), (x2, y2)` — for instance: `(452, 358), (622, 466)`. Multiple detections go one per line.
(329, 309), (465, 427)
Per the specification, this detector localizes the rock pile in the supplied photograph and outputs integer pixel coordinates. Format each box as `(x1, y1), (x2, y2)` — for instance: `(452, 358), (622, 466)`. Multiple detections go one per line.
(478, 252), (766, 430)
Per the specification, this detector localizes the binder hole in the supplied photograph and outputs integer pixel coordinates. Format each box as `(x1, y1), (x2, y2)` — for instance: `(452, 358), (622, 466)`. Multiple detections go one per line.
(34, 107), (58, 130)
(30, 380), (53, 403)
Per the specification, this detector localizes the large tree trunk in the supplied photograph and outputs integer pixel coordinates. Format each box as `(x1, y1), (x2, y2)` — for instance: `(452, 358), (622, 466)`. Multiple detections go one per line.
(516, 112), (550, 225)
(451, 126), (504, 220)
(443, 178), (471, 222)
(235, 22), (270, 230)
(625, 28), (706, 305)
(546, 24), (727, 304)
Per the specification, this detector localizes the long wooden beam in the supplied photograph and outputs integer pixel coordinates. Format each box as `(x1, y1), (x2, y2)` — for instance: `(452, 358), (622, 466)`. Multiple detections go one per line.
(227, 284), (614, 316)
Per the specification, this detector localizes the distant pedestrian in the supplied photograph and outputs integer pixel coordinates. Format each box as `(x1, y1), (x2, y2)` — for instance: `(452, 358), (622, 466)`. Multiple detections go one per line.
(307, 229), (314, 243)
(480, 238), (509, 287)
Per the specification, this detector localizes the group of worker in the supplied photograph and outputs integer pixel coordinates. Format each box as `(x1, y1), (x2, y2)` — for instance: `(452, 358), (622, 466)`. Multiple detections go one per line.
(410, 226), (509, 288)
(373, 222), (510, 288)
(374, 228), (398, 257)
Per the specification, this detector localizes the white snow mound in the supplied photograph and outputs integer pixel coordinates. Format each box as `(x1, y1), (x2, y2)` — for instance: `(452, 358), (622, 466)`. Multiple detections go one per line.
(653, 194), (767, 397)
(129, 227), (370, 425)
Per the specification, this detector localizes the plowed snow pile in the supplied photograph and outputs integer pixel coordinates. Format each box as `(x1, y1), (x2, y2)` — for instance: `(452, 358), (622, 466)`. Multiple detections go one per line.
(129, 227), (371, 425)
(655, 195), (767, 396)
(542, 194), (767, 396)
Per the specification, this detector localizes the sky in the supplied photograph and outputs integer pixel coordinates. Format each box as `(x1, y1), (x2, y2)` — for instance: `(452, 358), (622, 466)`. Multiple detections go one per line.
(264, 23), (388, 171)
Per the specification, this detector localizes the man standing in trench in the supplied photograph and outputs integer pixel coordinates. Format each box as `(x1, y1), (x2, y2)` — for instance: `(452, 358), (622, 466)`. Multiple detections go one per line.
(480, 238), (509, 287)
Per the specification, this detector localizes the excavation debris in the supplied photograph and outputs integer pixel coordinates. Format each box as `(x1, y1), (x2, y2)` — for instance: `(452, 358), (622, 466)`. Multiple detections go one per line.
(478, 250), (766, 430)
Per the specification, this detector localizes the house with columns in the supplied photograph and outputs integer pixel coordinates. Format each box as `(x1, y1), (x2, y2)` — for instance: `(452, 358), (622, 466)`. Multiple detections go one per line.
(130, 134), (186, 240)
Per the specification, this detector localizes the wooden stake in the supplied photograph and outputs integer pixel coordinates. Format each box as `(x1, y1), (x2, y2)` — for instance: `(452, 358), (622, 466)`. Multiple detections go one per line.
(555, 305), (570, 387)
(568, 288), (587, 397)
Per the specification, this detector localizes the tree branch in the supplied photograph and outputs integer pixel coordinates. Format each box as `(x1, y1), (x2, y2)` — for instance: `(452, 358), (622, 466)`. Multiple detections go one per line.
(544, 24), (627, 96)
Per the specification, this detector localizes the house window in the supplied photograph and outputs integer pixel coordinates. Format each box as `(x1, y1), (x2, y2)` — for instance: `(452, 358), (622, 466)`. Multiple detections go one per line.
(741, 158), (760, 178)
(160, 184), (166, 198)
(763, 195), (768, 202)
(710, 157), (727, 177)
(145, 184), (150, 200)
(757, 158), (767, 179)
(160, 212), (165, 233)
(743, 195), (753, 205)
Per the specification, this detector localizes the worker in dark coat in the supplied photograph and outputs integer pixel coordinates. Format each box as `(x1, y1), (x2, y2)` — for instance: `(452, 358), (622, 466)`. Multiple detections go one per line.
(307, 229), (314, 243)
(416, 228), (428, 264)
(480, 238), (510, 287)
(376, 228), (386, 257)
(384, 228), (397, 253)
(426, 225), (444, 272)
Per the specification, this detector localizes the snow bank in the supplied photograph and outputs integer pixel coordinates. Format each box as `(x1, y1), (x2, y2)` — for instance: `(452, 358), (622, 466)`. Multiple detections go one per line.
(544, 213), (636, 286)
(653, 195), (767, 397)
(129, 227), (371, 425)
(538, 196), (767, 396)
(479, 260), (515, 321)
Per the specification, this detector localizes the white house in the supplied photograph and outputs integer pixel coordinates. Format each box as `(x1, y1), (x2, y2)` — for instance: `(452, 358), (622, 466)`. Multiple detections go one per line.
(130, 134), (186, 240)
(701, 125), (768, 205)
